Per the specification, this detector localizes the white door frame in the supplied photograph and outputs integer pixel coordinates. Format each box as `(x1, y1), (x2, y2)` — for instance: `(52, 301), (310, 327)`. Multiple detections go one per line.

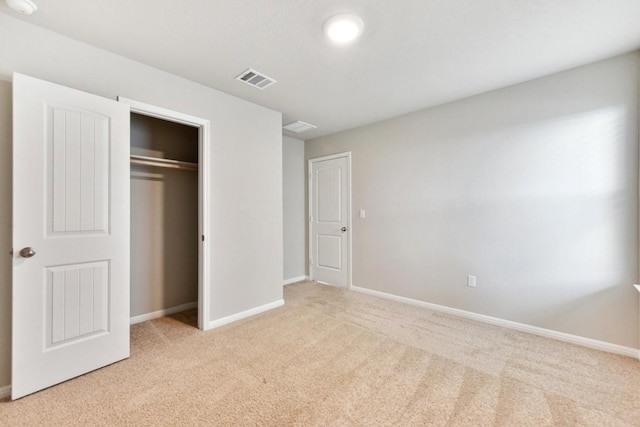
(118, 97), (211, 330)
(308, 152), (352, 289)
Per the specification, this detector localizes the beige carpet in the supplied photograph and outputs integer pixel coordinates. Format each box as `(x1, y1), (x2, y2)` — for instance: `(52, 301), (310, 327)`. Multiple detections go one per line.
(1, 281), (638, 426)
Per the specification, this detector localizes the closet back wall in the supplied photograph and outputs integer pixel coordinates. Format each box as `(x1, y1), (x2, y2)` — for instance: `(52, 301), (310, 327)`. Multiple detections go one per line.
(130, 114), (198, 317)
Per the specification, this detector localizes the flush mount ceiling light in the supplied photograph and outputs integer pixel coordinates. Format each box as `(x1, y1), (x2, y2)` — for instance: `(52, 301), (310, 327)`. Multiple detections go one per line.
(5, 0), (38, 14)
(323, 13), (364, 44)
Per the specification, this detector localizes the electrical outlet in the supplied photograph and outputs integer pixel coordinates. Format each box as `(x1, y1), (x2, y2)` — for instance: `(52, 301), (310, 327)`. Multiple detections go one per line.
(359, 209), (366, 219)
(467, 275), (476, 288)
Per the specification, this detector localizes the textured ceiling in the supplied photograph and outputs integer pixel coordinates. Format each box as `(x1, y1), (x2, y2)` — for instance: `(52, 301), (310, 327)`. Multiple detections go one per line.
(3, 0), (640, 140)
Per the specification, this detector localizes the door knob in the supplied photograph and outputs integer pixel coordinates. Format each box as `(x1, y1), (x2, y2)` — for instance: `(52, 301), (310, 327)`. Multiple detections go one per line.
(341, 227), (347, 232)
(19, 247), (36, 258)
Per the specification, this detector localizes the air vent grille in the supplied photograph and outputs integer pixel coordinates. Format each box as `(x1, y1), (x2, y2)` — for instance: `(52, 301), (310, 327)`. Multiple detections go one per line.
(282, 121), (317, 133)
(235, 68), (277, 90)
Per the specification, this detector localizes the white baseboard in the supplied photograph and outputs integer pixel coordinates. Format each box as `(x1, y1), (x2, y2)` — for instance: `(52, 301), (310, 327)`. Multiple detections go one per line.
(207, 299), (284, 329)
(0, 384), (10, 399)
(283, 275), (309, 286)
(130, 301), (198, 325)
(351, 286), (640, 360)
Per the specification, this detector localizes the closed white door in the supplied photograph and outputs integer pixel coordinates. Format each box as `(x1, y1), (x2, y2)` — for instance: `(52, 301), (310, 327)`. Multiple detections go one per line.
(12, 74), (130, 399)
(310, 154), (350, 287)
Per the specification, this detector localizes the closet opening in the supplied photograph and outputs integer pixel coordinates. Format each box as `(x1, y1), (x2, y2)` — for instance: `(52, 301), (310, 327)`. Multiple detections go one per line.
(119, 97), (211, 331)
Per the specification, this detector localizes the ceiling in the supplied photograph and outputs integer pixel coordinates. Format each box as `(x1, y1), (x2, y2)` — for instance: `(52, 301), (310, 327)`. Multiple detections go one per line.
(3, 0), (640, 140)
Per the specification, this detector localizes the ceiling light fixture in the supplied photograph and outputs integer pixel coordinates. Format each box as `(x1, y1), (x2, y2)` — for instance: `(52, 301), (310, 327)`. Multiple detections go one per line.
(5, 0), (38, 14)
(323, 13), (364, 44)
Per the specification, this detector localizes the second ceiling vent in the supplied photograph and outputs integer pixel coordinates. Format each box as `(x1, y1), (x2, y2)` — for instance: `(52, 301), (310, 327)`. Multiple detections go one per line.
(235, 68), (277, 90)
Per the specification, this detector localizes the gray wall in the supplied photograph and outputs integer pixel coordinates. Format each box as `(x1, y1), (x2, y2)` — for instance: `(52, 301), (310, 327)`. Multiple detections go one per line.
(0, 13), (283, 387)
(0, 79), (11, 391)
(130, 114), (198, 317)
(306, 52), (640, 348)
(283, 136), (306, 281)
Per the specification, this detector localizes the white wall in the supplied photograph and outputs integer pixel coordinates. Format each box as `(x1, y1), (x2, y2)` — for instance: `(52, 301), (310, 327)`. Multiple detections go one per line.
(306, 52), (640, 349)
(283, 136), (306, 281)
(0, 13), (283, 387)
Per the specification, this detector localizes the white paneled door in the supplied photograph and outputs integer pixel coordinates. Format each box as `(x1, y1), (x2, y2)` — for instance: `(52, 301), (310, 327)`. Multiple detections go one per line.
(310, 154), (350, 287)
(12, 74), (130, 399)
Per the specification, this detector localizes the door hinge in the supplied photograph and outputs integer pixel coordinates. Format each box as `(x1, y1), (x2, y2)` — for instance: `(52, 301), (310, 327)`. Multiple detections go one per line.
(309, 215), (313, 222)
(201, 235), (205, 242)
(309, 258), (313, 266)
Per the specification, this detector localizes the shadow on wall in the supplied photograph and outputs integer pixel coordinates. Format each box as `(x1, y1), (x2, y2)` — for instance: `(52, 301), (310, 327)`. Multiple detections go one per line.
(0, 80), (13, 387)
(130, 168), (198, 317)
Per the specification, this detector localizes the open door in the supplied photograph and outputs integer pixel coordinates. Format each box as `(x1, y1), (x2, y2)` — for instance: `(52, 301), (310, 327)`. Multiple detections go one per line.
(12, 74), (130, 399)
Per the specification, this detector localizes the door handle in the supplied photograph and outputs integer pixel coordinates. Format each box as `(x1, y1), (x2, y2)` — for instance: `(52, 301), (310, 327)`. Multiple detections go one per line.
(341, 227), (347, 232)
(19, 247), (36, 258)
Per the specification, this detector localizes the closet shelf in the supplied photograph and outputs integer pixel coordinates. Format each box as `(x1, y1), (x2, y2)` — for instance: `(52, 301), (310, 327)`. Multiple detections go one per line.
(130, 154), (198, 171)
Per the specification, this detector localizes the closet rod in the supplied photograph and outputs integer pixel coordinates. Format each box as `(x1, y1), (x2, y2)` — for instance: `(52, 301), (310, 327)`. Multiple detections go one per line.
(130, 154), (198, 171)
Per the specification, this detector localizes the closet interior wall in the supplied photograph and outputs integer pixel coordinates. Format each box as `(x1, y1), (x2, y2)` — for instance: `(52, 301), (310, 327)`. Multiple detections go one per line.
(130, 113), (199, 318)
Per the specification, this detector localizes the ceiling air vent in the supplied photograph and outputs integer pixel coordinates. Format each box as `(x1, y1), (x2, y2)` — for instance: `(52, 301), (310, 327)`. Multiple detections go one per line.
(235, 68), (277, 90)
(282, 120), (317, 133)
